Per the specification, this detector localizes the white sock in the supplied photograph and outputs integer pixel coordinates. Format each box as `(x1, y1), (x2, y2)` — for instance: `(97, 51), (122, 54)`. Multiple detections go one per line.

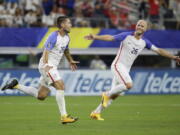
(94, 99), (113, 113)
(107, 84), (127, 97)
(94, 84), (127, 114)
(56, 90), (67, 116)
(94, 104), (104, 113)
(107, 99), (113, 107)
(16, 84), (38, 98)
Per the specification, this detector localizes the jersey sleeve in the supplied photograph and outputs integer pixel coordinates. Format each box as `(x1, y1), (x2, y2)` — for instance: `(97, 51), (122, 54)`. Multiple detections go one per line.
(44, 31), (58, 50)
(144, 38), (153, 50)
(113, 32), (133, 41)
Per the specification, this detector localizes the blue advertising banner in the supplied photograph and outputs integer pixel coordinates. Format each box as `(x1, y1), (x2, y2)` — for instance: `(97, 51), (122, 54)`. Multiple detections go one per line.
(0, 28), (48, 47)
(0, 28), (180, 49)
(0, 69), (179, 96)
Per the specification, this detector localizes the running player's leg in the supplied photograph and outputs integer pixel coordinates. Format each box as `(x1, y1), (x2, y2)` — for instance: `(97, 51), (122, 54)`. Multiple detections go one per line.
(90, 77), (117, 120)
(16, 83), (50, 100)
(1, 79), (38, 98)
(92, 77), (116, 112)
(48, 68), (78, 124)
(37, 85), (50, 100)
(90, 65), (133, 120)
(1, 78), (50, 100)
(15, 83), (39, 98)
(101, 82), (130, 108)
(107, 81), (132, 99)
(107, 65), (133, 99)
(102, 66), (132, 107)
(52, 80), (67, 117)
(52, 80), (78, 124)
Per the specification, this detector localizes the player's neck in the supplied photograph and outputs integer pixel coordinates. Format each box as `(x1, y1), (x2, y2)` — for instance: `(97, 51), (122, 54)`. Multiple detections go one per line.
(58, 30), (66, 37)
(134, 32), (143, 40)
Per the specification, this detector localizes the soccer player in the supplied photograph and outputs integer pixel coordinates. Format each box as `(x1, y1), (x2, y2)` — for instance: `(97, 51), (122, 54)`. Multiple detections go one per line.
(84, 20), (180, 121)
(1, 16), (79, 124)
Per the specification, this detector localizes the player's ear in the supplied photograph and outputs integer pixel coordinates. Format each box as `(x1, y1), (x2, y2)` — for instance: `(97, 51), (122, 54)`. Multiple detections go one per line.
(61, 23), (65, 28)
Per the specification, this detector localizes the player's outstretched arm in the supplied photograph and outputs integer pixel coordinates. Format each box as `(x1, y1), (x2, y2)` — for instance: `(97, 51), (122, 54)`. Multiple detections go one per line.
(64, 49), (79, 71)
(84, 34), (114, 41)
(152, 47), (180, 65)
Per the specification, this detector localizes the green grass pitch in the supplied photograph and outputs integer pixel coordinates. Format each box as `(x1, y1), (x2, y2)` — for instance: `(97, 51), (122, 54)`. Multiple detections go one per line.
(0, 95), (180, 135)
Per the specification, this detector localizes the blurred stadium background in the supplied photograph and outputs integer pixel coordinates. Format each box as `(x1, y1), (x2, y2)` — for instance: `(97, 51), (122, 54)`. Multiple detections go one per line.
(0, 0), (180, 135)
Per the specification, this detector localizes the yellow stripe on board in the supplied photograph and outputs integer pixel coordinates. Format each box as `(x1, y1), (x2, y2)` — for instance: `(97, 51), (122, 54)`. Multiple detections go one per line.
(69, 28), (100, 48)
(37, 27), (58, 49)
(37, 27), (100, 49)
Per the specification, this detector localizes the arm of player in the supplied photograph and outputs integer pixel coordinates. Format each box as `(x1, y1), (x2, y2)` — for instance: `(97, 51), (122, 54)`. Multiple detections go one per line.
(151, 45), (180, 65)
(42, 49), (53, 72)
(84, 34), (114, 41)
(42, 31), (57, 72)
(64, 49), (79, 71)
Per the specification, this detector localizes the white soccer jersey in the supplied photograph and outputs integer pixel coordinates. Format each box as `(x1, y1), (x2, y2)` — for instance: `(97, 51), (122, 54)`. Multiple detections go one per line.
(112, 32), (154, 71)
(39, 31), (70, 68)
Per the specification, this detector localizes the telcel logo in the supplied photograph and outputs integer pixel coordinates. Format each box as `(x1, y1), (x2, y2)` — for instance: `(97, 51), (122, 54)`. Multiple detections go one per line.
(73, 74), (112, 93)
(0, 73), (39, 89)
(144, 73), (180, 93)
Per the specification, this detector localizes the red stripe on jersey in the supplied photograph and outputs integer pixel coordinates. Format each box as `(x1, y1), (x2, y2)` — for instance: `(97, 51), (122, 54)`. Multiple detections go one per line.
(114, 44), (126, 85)
(48, 72), (55, 83)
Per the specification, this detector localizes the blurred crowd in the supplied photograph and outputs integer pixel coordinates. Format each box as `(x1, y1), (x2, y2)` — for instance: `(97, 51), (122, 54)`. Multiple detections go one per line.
(0, 0), (179, 29)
